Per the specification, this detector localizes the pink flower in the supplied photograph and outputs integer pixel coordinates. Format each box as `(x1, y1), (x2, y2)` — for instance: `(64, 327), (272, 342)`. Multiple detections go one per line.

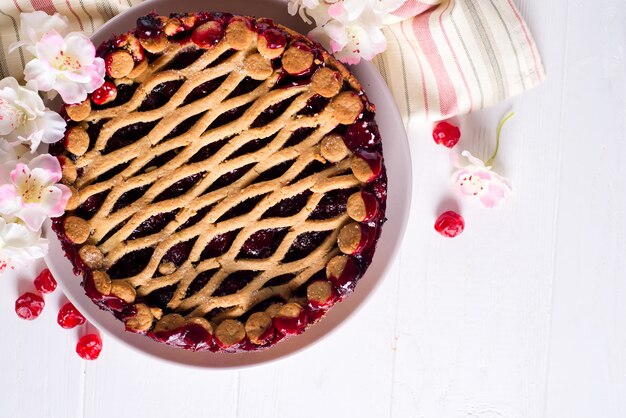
(0, 77), (66, 152)
(451, 150), (511, 208)
(0, 154), (71, 231)
(23, 31), (105, 104)
(0, 217), (48, 274)
(450, 111), (515, 208)
(291, 0), (404, 64)
(8, 11), (69, 56)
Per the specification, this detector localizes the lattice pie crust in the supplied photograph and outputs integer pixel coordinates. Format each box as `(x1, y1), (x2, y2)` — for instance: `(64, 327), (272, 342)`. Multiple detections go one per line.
(52, 12), (387, 352)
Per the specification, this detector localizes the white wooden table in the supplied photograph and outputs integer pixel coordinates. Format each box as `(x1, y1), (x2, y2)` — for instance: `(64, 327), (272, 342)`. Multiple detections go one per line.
(1, 0), (625, 417)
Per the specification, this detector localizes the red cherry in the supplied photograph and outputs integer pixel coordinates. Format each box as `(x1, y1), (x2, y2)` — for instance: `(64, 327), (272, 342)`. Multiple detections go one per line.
(34, 268), (57, 294)
(76, 334), (102, 360)
(434, 210), (465, 238)
(91, 81), (117, 105)
(344, 119), (380, 151)
(15, 292), (45, 320)
(259, 28), (287, 49)
(432, 121), (461, 148)
(57, 302), (86, 329)
(191, 21), (224, 48)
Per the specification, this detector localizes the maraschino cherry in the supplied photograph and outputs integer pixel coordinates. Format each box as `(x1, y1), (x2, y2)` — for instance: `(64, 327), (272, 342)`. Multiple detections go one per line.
(434, 210), (465, 237)
(433, 121), (461, 148)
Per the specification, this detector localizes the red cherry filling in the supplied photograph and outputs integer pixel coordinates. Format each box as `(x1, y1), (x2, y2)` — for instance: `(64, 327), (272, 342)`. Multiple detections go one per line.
(57, 302), (86, 329)
(76, 333), (102, 360)
(326, 255), (361, 294)
(91, 81), (117, 105)
(251, 324), (275, 345)
(273, 303), (308, 335)
(34, 268), (57, 294)
(344, 119), (380, 151)
(15, 292), (45, 320)
(259, 28), (287, 49)
(202, 12), (233, 27)
(432, 121), (461, 148)
(240, 228), (286, 258)
(135, 13), (164, 40)
(434, 210), (465, 237)
(192, 21), (224, 48)
(360, 191), (379, 221)
(153, 324), (214, 351)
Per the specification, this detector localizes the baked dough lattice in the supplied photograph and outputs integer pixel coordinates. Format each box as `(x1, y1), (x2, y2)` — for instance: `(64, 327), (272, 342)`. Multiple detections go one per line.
(51, 12), (387, 352)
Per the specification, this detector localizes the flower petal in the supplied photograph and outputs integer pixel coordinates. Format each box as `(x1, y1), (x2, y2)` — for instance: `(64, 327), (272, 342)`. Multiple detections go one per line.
(0, 76), (21, 91)
(29, 154), (63, 184)
(20, 11), (69, 45)
(328, 2), (347, 19)
(342, 0), (367, 21)
(16, 205), (47, 231)
(14, 123), (45, 152)
(85, 58), (106, 92)
(38, 109), (66, 144)
(39, 185), (70, 217)
(287, 1), (298, 15)
(24, 59), (57, 91)
(479, 193), (497, 208)
(0, 217), (48, 261)
(53, 76), (88, 104)
(461, 150), (486, 167)
(8, 40), (28, 54)
(0, 140), (18, 162)
(64, 32), (96, 66)
(9, 162), (29, 185)
(0, 185), (20, 215)
(36, 31), (67, 64)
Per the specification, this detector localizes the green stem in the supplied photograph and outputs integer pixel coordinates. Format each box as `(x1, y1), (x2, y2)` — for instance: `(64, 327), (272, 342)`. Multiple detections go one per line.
(486, 111), (515, 166)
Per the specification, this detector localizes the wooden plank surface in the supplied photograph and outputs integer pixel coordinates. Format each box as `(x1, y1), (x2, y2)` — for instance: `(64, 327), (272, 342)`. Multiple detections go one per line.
(1, 0), (625, 417)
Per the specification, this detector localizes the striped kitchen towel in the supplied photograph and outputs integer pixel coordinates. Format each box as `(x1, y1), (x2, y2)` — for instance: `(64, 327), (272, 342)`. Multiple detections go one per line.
(375, 0), (544, 121)
(0, 0), (543, 122)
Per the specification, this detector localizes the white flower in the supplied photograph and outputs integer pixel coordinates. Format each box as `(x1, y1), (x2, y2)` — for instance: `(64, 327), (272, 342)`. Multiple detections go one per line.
(450, 150), (511, 208)
(8, 11), (69, 55)
(287, 0), (323, 24)
(0, 217), (48, 274)
(302, 0), (404, 64)
(24, 31), (105, 104)
(287, 0), (321, 16)
(0, 154), (71, 231)
(0, 77), (66, 152)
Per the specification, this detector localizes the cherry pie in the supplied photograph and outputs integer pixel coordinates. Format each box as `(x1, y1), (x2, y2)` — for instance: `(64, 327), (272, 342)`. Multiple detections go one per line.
(51, 11), (387, 353)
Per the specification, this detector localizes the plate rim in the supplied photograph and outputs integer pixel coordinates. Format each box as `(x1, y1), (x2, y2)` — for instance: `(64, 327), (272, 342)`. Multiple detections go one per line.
(44, 0), (412, 369)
